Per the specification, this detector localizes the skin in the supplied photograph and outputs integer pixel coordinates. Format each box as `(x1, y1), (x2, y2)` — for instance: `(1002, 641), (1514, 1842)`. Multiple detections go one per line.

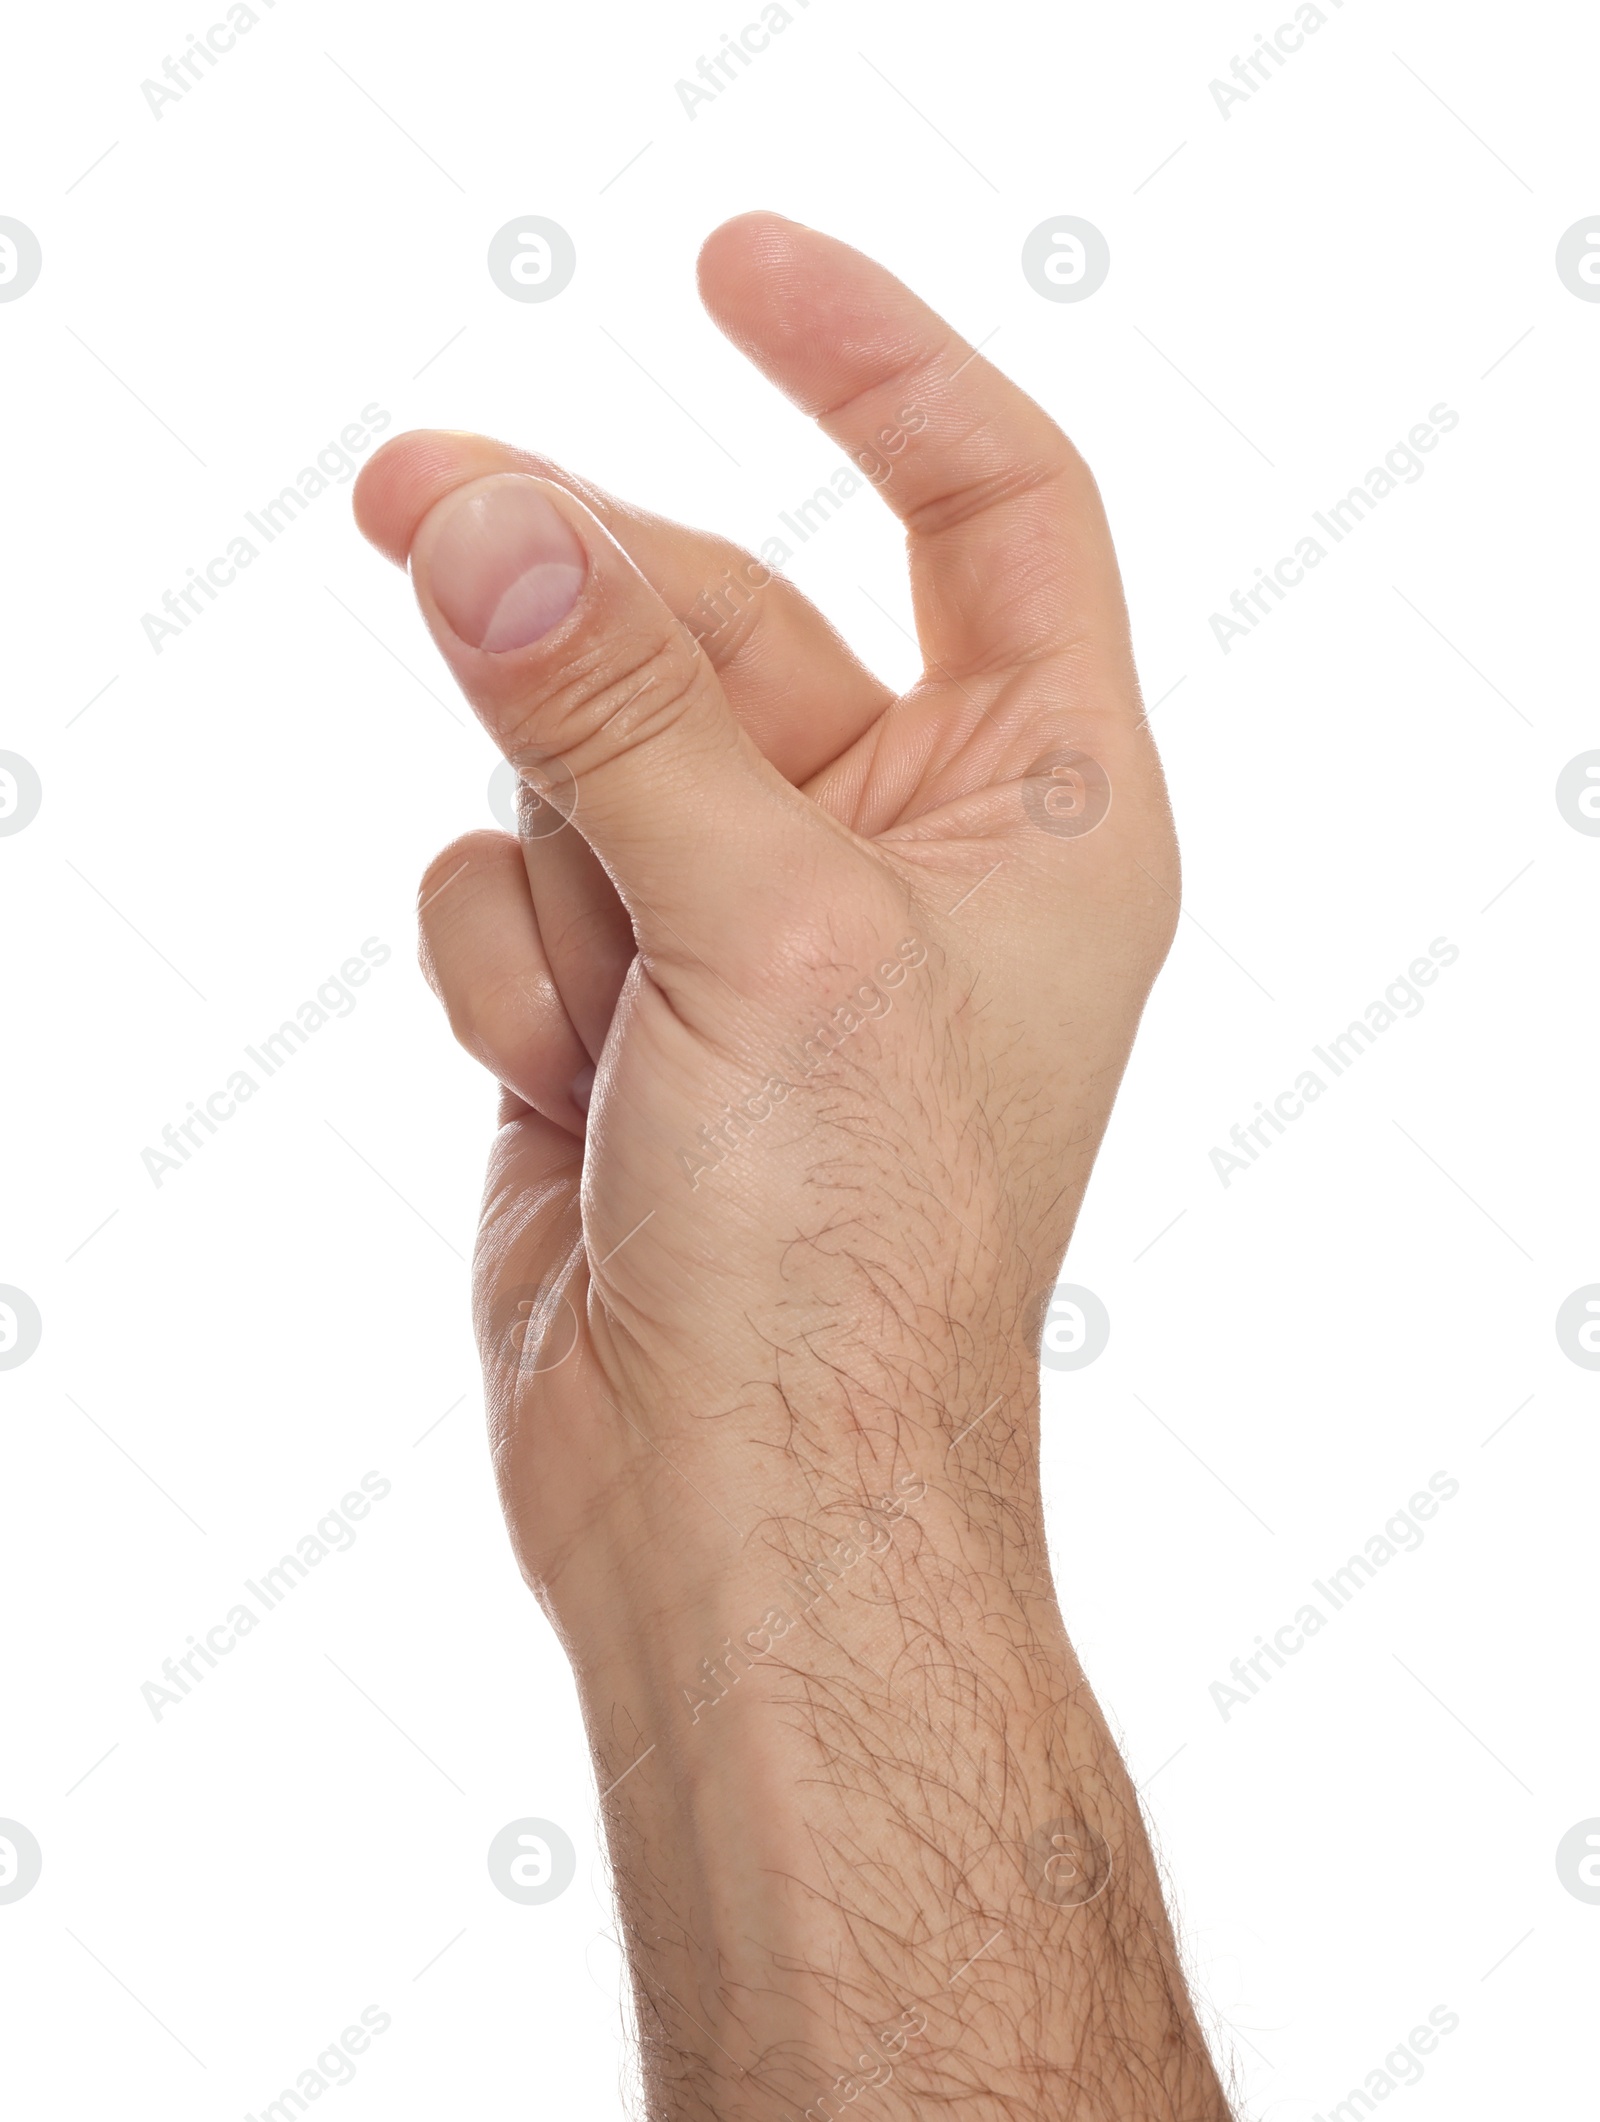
(353, 212), (1231, 2120)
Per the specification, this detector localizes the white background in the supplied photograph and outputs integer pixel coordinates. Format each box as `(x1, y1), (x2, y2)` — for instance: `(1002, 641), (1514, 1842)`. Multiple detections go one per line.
(2, 0), (1595, 2114)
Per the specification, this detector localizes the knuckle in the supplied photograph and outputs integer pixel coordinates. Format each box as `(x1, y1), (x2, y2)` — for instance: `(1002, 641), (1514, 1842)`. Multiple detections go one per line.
(751, 872), (923, 1009)
(501, 620), (713, 775)
(902, 446), (1076, 543)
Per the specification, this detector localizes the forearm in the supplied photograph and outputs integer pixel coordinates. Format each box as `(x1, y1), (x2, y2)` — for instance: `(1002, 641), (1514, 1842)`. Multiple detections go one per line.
(562, 1375), (1230, 2121)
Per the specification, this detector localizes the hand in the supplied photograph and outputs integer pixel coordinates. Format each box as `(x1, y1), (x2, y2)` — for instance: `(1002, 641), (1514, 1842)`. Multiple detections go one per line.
(355, 211), (1176, 1619)
(354, 214), (1219, 2119)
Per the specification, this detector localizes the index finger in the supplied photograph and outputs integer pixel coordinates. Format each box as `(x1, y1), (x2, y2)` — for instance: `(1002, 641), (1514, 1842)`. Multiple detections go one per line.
(697, 213), (1135, 703)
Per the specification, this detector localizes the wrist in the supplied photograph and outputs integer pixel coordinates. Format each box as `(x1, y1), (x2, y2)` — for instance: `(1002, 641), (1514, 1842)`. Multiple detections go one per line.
(570, 1464), (1065, 1748)
(549, 1370), (1060, 1705)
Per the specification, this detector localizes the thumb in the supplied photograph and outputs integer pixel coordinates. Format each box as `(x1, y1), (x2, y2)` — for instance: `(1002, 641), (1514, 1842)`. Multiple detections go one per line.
(406, 471), (821, 976)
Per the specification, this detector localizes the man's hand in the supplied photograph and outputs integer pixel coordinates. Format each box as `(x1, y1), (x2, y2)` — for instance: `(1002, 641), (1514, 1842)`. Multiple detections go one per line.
(354, 213), (1226, 2120)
